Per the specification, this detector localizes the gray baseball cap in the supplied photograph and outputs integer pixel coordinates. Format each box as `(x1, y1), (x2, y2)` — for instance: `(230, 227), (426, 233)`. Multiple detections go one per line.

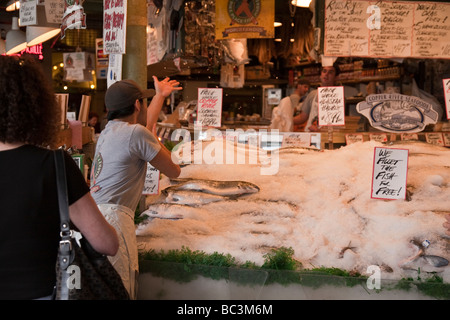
(105, 79), (156, 111)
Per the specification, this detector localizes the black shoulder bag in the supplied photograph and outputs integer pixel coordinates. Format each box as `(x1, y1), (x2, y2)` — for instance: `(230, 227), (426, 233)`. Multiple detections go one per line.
(54, 149), (129, 300)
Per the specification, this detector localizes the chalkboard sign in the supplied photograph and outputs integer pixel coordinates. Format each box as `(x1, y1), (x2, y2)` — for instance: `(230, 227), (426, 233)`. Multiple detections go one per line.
(324, 0), (450, 59)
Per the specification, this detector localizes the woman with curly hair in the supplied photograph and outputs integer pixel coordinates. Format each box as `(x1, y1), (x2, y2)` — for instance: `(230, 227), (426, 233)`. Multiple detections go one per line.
(0, 55), (119, 300)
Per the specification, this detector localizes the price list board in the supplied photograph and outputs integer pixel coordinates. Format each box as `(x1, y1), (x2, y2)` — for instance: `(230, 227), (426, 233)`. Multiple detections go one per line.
(324, 0), (450, 59)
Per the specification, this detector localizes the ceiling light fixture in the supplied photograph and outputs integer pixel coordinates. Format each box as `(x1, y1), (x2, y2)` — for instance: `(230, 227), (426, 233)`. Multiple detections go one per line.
(291, 0), (312, 8)
(6, 17), (27, 55)
(6, 0), (20, 12)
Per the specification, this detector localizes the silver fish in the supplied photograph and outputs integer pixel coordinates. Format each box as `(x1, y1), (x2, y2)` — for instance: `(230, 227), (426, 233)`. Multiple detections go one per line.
(167, 178), (260, 197)
(140, 204), (186, 221)
(163, 189), (229, 206)
(422, 255), (449, 268)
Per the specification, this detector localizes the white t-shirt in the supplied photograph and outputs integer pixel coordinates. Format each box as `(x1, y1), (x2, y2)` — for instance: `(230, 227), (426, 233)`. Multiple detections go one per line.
(300, 89), (318, 132)
(269, 94), (301, 132)
(90, 120), (161, 211)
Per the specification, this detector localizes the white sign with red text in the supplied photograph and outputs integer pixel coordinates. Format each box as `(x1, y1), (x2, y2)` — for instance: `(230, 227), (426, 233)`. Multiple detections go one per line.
(197, 88), (223, 128)
(103, 0), (127, 54)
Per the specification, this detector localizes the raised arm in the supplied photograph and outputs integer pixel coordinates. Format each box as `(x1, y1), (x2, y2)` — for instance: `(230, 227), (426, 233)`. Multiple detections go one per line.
(146, 76), (182, 131)
(149, 146), (181, 179)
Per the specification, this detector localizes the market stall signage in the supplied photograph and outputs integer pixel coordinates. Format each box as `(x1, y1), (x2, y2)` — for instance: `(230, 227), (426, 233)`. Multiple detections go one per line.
(356, 94), (439, 133)
(103, 0), (127, 54)
(60, 0), (87, 39)
(96, 38), (109, 79)
(369, 133), (388, 143)
(45, 0), (65, 24)
(215, 0), (274, 39)
(19, 0), (37, 26)
(324, 0), (450, 59)
(63, 52), (94, 81)
(107, 54), (122, 87)
(444, 133), (450, 147)
(142, 164), (160, 195)
(371, 147), (408, 200)
(346, 133), (364, 145)
(425, 132), (445, 147)
(444, 78), (450, 120)
(197, 88), (223, 128)
(401, 133), (418, 141)
(318, 86), (345, 127)
(281, 133), (311, 148)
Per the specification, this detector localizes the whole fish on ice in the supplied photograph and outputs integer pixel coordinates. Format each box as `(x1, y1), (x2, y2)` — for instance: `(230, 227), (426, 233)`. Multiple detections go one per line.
(138, 203), (187, 222)
(168, 178), (260, 197)
(423, 255), (449, 268)
(163, 188), (229, 206)
(400, 239), (449, 270)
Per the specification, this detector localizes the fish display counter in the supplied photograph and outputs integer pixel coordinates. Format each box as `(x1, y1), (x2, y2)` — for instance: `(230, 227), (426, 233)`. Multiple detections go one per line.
(136, 136), (450, 300)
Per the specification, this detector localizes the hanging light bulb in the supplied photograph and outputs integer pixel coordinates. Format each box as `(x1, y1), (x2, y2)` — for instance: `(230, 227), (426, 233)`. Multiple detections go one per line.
(291, 0), (312, 7)
(26, 5), (60, 47)
(6, 17), (27, 54)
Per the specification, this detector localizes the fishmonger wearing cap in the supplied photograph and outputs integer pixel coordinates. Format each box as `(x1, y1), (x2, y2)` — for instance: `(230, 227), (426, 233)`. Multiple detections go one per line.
(90, 76), (182, 299)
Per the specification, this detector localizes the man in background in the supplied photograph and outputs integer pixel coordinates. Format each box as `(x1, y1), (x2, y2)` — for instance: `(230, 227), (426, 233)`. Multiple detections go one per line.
(294, 63), (339, 132)
(270, 78), (310, 132)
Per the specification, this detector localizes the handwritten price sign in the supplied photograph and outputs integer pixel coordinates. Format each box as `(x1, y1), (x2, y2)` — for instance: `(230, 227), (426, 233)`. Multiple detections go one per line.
(197, 88), (223, 128)
(142, 164), (160, 195)
(318, 86), (345, 127)
(371, 147), (409, 200)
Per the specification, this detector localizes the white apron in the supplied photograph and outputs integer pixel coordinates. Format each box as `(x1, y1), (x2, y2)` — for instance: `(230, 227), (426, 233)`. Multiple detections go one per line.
(97, 204), (138, 300)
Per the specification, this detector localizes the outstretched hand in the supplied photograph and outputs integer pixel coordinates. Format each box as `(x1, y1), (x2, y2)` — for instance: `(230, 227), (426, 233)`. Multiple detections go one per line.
(153, 76), (182, 98)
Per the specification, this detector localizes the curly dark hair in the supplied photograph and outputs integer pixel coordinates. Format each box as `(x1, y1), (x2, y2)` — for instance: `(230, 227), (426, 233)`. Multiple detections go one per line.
(0, 55), (60, 148)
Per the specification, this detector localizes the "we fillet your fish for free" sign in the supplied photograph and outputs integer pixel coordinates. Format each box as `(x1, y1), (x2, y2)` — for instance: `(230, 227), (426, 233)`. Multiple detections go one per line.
(371, 147), (409, 200)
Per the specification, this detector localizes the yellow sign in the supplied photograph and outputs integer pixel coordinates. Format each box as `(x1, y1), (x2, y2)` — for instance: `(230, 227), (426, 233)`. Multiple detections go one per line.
(215, 0), (274, 40)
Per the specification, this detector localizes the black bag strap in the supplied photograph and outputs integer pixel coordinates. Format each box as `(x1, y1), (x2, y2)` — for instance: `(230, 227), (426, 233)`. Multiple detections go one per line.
(54, 149), (71, 239)
(54, 149), (72, 300)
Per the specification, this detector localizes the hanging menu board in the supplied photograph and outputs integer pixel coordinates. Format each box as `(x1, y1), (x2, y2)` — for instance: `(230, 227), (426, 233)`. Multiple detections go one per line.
(324, 0), (450, 59)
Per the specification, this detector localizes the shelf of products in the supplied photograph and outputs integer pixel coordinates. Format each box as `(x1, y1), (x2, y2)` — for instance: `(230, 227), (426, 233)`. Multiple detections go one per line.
(299, 59), (403, 86)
